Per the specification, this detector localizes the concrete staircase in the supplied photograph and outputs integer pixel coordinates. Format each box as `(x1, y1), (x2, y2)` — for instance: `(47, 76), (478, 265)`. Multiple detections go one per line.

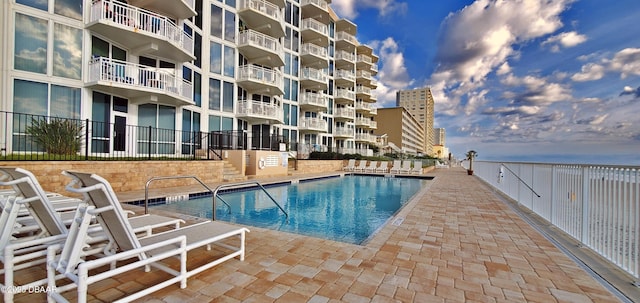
(222, 160), (246, 182)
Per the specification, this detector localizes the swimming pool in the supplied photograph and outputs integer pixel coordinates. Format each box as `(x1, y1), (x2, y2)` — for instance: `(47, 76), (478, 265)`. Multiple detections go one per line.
(150, 175), (431, 244)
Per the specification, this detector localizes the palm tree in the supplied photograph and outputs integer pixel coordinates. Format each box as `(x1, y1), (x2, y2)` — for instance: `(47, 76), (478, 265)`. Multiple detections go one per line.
(465, 150), (478, 175)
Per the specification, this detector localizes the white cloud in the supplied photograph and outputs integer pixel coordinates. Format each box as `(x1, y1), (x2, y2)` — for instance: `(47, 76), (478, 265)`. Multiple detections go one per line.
(369, 37), (413, 107)
(571, 48), (640, 81)
(330, 0), (407, 19)
(429, 0), (575, 115)
(542, 31), (587, 52)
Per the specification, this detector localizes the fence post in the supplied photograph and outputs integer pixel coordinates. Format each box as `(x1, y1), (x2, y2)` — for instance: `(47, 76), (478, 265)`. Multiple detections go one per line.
(147, 126), (152, 160)
(581, 166), (590, 244)
(85, 119), (89, 160)
(550, 165), (556, 226)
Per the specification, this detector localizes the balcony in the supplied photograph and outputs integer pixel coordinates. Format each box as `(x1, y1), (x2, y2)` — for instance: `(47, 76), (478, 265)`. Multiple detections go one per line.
(334, 107), (355, 120)
(126, 0), (195, 19)
(355, 133), (372, 142)
(335, 69), (355, 87)
(334, 88), (355, 103)
(356, 54), (374, 70)
(301, 18), (329, 47)
(299, 117), (327, 133)
(334, 127), (353, 138)
(87, 57), (193, 106)
(299, 92), (328, 110)
(369, 107), (377, 116)
(335, 31), (357, 51)
(301, 0), (330, 21)
(236, 100), (284, 124)
(355, 101), (371, 112)
(237, 65), (284, 96)
(300, 67), (327, 90)
(355, 117), (371, 127)
(238, 0), (285, 38)
(356, 85), (372, 99)
(335, 50), (356, 69)
(300, 43), (328, 68)
(88, 1), (194, 62)
(237, 30), (285, 68)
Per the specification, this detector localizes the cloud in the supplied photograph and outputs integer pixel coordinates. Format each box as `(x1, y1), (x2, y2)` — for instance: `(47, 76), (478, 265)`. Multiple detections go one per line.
(330, 0), (407, 20)
(570, 63), (605, 81)
(541, 31), (587, 52)
(619, 86), (640, 98)
(501, 74), (573, 105)
(369, 37), (413, 107)
(429, 0), (575, 115)
(572, 48), (640, 81)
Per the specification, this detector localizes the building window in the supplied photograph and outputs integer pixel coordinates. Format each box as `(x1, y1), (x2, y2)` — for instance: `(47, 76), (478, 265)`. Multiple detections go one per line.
(53, 23), (82, 79)
(210, 41), (222, 74)
(14, 13), (47, 74)
(209, 78), (221, 110)
(223, 46), (235, 77)
(54, 0), (82, 20)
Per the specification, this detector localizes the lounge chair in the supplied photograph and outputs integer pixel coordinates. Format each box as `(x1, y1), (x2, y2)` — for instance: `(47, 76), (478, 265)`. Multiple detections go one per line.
(49, 171), (250, 302)
(353, 160), (368, 172)
(411, 160), (423, 174)
(376, 161), (390, 173)
(0, 167), (184, 303)
(342, 159), (356, 171)
(435, 161), (449, 169)
(389, 160), (402, 174)
(365, 161), (379, 173)
(399, 161), (412, 174)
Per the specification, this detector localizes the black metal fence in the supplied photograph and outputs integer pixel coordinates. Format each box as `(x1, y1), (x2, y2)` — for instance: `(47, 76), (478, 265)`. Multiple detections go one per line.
(0, 111), (291, 161)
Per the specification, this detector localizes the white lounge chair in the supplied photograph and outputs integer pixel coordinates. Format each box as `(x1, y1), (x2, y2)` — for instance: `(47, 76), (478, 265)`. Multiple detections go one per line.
(0, 167), (184, 303)
(435, 161), (449, 169)
(365, 161), (379, 173)
(342, 159), (356, 171)
(399, 161), (412, 174)
(354, 160), (368, 172)
(389, 160), (402, 174)
(376, 161), (391, 173)
(411, 160), (423, 174)
(49, 171), (250, 302)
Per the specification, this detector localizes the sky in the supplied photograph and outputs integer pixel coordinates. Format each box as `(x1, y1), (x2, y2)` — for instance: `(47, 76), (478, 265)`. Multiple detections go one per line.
(329, 0), (640, 165)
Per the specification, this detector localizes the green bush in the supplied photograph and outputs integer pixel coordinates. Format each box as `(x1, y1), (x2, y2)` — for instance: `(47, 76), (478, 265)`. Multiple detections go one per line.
(26, 118), (83, 155)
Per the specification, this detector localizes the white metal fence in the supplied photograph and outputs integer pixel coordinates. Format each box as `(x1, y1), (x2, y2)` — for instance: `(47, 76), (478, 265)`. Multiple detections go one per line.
(471, 161), (639, 280)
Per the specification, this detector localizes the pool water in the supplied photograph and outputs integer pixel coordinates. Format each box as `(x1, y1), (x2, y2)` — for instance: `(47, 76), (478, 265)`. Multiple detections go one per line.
(151, 175), (429, 244)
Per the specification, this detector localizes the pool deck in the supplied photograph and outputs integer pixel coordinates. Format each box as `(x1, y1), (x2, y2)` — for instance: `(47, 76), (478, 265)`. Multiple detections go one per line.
(13, 167), (636, 302)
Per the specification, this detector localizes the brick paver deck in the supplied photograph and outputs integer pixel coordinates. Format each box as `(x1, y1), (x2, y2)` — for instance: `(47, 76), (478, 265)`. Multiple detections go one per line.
(12, 167), (622, 302)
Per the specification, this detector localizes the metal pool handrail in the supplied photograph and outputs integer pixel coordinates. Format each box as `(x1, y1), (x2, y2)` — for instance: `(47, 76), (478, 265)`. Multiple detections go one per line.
(144, 175), (231, 216)
(212, 181), (289, 222)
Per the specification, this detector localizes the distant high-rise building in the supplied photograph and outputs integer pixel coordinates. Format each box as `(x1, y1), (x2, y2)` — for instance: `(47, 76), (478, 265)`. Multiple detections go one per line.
(434, 128), (445, 146)
(396, 87), (435, 156)
(373, 107), (424, 156)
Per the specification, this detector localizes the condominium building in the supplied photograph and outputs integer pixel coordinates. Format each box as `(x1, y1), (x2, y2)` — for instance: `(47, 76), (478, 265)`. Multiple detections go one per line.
(434, 127), (445, 146)
(373, 107), (424, 156)
(396, 87), (434, 156)
(1, 0), (378, 159)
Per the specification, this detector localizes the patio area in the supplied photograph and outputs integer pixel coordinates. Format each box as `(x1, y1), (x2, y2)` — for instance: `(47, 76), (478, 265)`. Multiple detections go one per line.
(12, 167), (627, 302)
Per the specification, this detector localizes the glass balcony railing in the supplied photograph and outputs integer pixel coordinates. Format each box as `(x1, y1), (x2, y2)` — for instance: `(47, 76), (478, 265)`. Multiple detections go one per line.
(236, 100), (283, 122)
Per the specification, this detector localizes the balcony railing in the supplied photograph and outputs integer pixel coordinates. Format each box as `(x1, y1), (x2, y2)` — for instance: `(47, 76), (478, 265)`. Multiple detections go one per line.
(237, 65), (284, 95)
(301, 18), (328, 36)
(301, 43), (328, 60)
(335, 69), (356, 82)
(238, 0), (285, 37)
(356, 85), (372, 96)
(334, 107), (355, 119)
(301, 0), (328, 10)
(335, 89), (355, 101)
(334, 127), (353, 137)
(239, 0), (282, 21)
(355, 133), (372, 142)
(300, 67), (327, 88)
(355, 117), (371, 127)
(299, 117), (327, 132)
(299, 92), (328, 108)
(237, 29), (284, 65)
(336, 31), (357, 44)
(236, 100), (283, 122)
(355, 101), (370, 111)
(356, 70), (372, 79)
(335, 50), (356, 63)
(89, 0), (194, 57)
(88, 57), (193, 102)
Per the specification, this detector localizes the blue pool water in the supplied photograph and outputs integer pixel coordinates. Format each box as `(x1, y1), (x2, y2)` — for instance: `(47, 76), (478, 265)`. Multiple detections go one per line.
(151, 175), (429, 244)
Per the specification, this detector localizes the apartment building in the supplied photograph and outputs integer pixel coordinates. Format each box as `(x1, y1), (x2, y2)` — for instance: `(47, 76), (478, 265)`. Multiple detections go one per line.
(373, 107), (424, 156)
(1, 0), (378, 159)
(396, 87), (434, 156)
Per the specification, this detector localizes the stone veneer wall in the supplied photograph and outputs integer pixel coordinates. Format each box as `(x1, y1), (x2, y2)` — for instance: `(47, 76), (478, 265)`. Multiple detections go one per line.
(0, 161), (224, 195)
(293, 160), (343, 174)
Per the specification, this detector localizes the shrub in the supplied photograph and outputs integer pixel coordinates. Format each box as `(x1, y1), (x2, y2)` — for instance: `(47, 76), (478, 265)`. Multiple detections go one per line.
(26, 118), (83, 155)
